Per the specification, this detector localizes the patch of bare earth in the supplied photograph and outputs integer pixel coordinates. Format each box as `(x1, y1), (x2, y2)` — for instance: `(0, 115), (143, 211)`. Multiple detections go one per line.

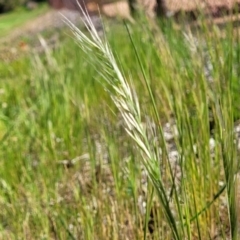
(0, 8), (101, 62)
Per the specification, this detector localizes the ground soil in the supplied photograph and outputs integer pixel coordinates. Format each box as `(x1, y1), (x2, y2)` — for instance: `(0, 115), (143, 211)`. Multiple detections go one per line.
(0, 8), (101, 62)
(0, 9), (83, 45)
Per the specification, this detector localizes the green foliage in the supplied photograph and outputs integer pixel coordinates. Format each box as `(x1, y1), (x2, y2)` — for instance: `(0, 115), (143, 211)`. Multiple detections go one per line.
(0, 0), (25, 12)
(0, 0), (47, 13)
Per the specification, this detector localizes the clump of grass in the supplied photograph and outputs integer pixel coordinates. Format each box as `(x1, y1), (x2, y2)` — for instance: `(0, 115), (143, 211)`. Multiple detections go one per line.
(64, 6), (240, 239)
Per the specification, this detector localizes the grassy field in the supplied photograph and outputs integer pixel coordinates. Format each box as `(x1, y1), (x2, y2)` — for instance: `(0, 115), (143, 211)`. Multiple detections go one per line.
(0, 11), (240, 239)
(0, 3), (48, 38)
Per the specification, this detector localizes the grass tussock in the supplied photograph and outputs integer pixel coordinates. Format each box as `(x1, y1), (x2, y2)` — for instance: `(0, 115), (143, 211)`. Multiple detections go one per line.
(0, 7), (240, 240)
